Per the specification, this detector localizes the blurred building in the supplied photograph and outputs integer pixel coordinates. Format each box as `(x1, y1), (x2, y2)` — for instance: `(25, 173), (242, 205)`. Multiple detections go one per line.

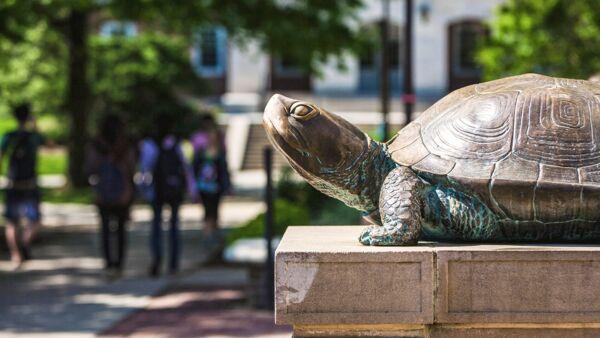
(190, 0), (505, 113)
(97, 0), (506, 172)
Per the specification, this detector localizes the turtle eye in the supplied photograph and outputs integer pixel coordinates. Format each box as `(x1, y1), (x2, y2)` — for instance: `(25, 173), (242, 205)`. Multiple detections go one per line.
(290, 102), (319, 121)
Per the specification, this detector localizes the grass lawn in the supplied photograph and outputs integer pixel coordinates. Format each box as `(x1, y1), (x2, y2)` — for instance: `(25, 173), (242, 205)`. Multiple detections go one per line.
(0, 147), (67, 176)
(0, 117), (17, 137)
(41, 187), (94, 204)
(37, 148), (92, 204)
(0, 105), (68, 176)
(38, 148), (67, 175)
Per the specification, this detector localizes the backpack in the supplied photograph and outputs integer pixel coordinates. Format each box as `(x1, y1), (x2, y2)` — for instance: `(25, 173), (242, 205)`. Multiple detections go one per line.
(193, 151), (220, 194)
(153, 145), (186, 203)
(7, 131), (37, 182)
(95, 156), (127, 206)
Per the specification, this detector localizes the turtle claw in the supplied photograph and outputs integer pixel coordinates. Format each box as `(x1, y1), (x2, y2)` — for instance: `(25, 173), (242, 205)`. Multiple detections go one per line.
(359, 226), (378, 245)
(359, 225), (418, 246)
(359, 225), (396, 246)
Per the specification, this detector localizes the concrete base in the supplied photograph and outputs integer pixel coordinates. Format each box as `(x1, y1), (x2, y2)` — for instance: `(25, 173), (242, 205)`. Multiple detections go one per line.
(275, 226), (600, 337)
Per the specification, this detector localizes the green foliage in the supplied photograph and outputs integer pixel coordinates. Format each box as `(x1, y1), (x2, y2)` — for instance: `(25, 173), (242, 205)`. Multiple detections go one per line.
(111, 1), (369, 74)
(0, 22), (68, 144)
(1, 0), (369, 77)
(310, 198), (362, 225)
(278, 167), (362, 224)
(89, 33), (205, 139)
(40, 187), (93, 204)
(0, 29), (206, 142)
(227, 167), (361, 244)
(226, 199), (310, 245)
(38, 150), (66, 175)
(0, 146), (66, 176)
(0, 112), (17, 137)
(477, 0), (600, 79)
(0, 0), (368, 184)
(276, 167), (326, 215)
(0, 0), (368, 142)
(37, 114), (67, 144)
(0, 23), (67, 126)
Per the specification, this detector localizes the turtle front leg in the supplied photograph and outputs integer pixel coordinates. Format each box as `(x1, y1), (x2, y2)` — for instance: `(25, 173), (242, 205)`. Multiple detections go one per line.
(359, 166), (424, 246)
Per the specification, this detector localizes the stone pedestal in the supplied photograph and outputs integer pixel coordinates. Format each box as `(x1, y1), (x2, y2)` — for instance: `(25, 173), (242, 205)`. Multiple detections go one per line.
(275, 226), (600, 337)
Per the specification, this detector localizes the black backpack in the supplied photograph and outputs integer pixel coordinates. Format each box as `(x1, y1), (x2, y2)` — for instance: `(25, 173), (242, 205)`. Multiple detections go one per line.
(95, 157), (127, 205)
(8, 131), (36, 182)
(153, 145), (186, 203)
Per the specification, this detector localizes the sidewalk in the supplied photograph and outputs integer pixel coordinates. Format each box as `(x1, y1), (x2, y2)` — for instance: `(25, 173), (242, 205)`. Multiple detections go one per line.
(0, 170), (269, 194)
(0, 175), (66, 189)
(37, 196), (265, 228)
(0, 196), (282, 337)
(0, 224), (172, 337)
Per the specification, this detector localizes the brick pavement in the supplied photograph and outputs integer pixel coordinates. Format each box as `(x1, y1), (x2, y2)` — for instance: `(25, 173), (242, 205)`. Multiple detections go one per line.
(102, 285), (290, 338)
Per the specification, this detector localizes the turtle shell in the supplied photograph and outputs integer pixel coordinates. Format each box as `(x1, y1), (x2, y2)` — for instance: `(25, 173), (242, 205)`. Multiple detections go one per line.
(389, 73), (600, 223)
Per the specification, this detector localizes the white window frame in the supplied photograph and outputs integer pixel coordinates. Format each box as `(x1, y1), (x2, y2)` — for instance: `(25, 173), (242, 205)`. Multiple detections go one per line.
(100, 20), (138, 37)
(192, 27), (228, 77)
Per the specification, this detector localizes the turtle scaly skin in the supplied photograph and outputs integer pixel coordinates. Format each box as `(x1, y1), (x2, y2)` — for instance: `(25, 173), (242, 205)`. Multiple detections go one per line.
(359, 166), (503, 245)
(421, 183), (501, 241)
(359, 166), (424, 245)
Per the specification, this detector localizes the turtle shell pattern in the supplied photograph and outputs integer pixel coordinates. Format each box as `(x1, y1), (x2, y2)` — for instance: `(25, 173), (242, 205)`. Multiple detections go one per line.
(389, 74), (600, 229)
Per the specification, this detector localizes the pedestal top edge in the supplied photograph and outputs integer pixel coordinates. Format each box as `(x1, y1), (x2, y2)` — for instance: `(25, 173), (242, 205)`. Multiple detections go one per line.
(276, 226), (600, 254)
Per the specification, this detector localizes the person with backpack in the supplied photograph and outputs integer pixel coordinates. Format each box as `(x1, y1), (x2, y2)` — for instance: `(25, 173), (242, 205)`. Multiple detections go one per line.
(191, 115), (230, 236)
(85, 114), (135, 276)
(143, 118), (194, 277)
(0, 103), (44, 267)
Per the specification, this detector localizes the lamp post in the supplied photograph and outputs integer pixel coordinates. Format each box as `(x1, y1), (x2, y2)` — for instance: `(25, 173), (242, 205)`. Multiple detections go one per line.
(403, 0), (415, 124)
(264, 146), (274, 310)
(380, 0), (391, 141)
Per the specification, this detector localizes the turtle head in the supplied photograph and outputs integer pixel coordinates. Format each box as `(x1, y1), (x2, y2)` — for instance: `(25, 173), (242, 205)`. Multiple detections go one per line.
(263, 94), (368, 178)
(263, 94), (395, 214)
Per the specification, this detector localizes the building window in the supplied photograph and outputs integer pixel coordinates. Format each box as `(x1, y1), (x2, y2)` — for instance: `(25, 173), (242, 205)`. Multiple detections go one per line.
(451, 22), (484, 76)
(448, 20), (487, 91)
(270, 54), (311, 91)
(192, 27), (227, 77)
(100, 21), (137, 37)
(359, 24), (402, 71)
(359, 46), (376, 68)
(274, 56), (305, 77)
(358, 23), (403, 93)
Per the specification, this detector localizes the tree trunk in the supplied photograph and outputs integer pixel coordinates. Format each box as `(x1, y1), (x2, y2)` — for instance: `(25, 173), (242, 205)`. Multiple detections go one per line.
(66, 10), (90, 187)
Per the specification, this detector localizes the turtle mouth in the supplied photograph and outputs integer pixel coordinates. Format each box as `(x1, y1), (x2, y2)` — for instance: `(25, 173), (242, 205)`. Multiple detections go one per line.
(264, 116), (322, 179)
(286, 120), (311, 151)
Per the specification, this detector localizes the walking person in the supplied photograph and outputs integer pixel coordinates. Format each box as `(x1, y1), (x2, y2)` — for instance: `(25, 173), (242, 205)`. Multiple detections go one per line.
(142, 118), (194, 277)
(0, 103), (44, 268)
(191, 115), (230, 237)
(86, 115), (135, 276)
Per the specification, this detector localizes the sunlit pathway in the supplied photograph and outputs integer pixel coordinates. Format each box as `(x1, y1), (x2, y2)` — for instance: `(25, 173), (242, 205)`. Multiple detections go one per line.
(0, 224), (172, 337)
(33, 196), (264, 228)
(0, 197), (266, 337)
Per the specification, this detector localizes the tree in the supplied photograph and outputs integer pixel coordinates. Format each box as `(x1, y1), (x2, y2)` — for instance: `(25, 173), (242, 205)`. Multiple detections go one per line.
(0, 0), (367, 186)
(89, 32), (204, 139)
(477, 0), (600, 80)
(0, 23), (66, 121)
(0, 1), (99, 186)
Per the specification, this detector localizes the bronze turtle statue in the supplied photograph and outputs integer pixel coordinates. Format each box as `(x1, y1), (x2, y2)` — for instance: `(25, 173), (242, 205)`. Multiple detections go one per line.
(263, 74), (600, 245)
